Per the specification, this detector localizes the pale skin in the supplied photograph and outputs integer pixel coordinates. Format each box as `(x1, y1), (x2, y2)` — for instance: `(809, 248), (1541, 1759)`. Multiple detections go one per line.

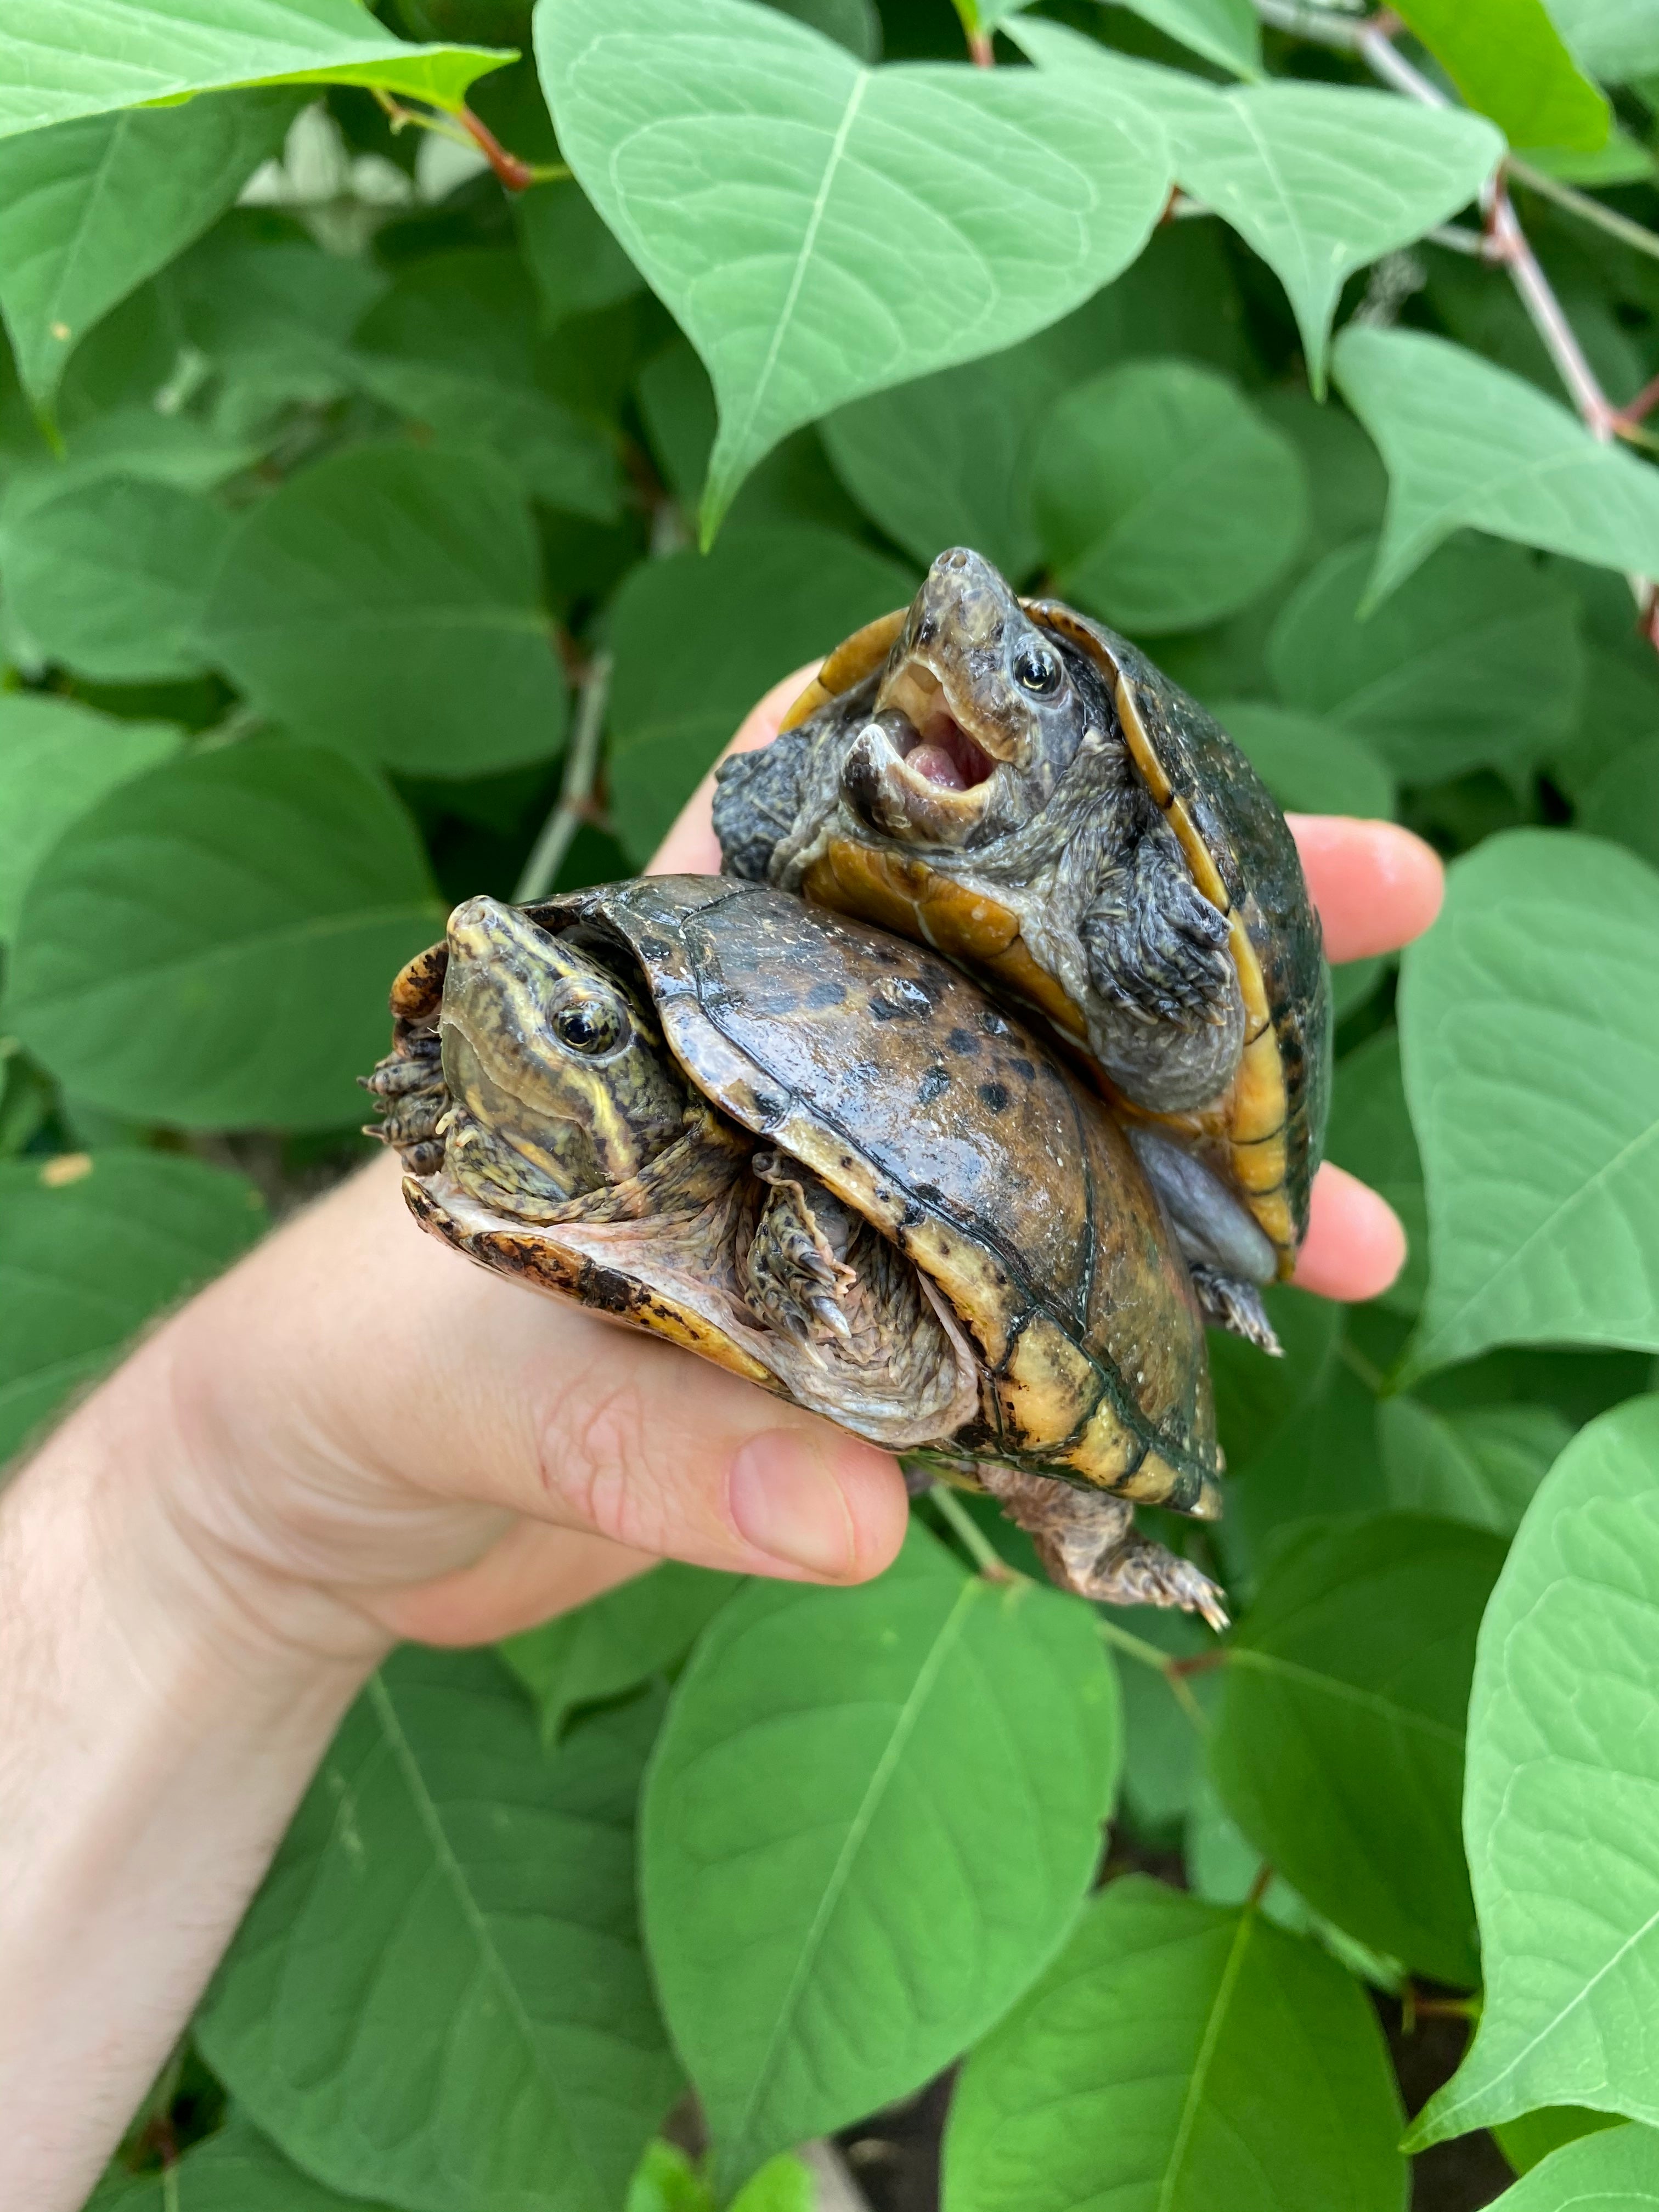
(0, 667), (1443, 2209)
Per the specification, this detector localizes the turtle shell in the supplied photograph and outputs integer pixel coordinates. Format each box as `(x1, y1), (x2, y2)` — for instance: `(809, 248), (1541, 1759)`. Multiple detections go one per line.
(493, 876), (1221, 1515)
(774, 601), (1330, 1274)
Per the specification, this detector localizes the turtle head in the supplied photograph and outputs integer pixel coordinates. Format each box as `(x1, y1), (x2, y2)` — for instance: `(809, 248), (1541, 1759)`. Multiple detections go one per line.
(840, 547), (1109, 850)
(438, 896), (687, 1210)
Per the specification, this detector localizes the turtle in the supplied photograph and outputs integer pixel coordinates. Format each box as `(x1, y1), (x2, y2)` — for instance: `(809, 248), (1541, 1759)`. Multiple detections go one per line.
(363, 874), (1228, 1626)
(711, 545), (1332, 1356)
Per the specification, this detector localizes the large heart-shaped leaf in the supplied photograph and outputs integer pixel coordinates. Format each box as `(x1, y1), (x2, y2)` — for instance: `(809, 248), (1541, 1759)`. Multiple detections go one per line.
(944, 1878), (1406, 2212)
(0, 91), (301, 412)
(1324, 1029), (1427, 1317)
(1210, 1514), (1502, 1985)
(1481, 2124), (1659, 2205)
(1032, 360), (1308, 633)
(201, 443), (568, 776)
(1267, 536), (1584, 783)
(199, 1654), (680, 2212)
(0, 0), (513, 140)
(1378, 1397), (1571, 1534)
(0, 1151), (264, 1466)
(641, 1523), (1120, 2197)
(0, 693), (181, 940)
(1412, 1399), (1659, 2146)
(538, 0), (1172, 535)
(5, 741), (444, 1130)
(1398, 829), (1659, 1379)
(1012, 23), (1501, 392)
(499, 1562), (742, 1744)
(1335, 324), (1659, 600)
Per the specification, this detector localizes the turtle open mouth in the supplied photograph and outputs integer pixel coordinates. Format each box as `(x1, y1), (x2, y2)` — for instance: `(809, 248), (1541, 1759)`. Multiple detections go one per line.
(840, 661), (1006, 845)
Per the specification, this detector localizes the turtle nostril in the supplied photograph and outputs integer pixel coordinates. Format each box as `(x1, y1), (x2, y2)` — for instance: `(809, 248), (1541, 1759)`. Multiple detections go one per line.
(916, 615), (938, 647)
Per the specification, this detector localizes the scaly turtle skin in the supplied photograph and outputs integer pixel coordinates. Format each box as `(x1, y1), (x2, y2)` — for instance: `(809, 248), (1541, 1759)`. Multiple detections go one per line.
(712, 547), (1331, 1354)
(363, 876), (1228, 1625)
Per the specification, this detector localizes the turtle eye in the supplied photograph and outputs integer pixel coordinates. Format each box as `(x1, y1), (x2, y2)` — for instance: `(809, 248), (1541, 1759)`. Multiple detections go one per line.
(1014, 642), (1062, 696)
(553, 993), (625, 1056)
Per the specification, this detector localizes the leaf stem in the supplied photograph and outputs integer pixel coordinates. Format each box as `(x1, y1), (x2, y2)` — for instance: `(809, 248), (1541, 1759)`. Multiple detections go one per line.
(927, 1484), (1017, 1579)
(1509, 157), (1659, 269)
(512, 650), (613, 904)
(1096, 1618), (1212, 1728)
(371, 89), (552, 193)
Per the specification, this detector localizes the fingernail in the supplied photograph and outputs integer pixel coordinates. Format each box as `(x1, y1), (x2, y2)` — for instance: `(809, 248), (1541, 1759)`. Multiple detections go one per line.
(729, 1430), (858, 1577)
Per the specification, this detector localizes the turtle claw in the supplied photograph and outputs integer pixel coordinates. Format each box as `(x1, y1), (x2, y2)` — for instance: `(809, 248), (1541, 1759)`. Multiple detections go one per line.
(975, 1462), (1228, 1630)
(1190, 1266), (1282, 1356)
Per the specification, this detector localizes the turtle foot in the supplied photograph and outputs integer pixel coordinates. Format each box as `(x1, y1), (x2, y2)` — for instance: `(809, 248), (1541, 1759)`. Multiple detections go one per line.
(1190, 1266), (1283, 1356)
(975, 1463), (1228, 1631)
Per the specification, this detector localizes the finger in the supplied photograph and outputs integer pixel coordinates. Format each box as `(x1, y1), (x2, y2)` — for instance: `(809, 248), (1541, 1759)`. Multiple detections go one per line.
(647, 662), (819, 876)
(1293, 1161), (1407, 1302)
(199, 1155), (909, 1596)
(1287, 815), (1444, 964)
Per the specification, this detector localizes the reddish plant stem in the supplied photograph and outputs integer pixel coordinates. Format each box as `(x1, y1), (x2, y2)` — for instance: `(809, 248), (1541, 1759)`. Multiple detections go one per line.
(968, 28), (995, 66)
(458, 105), (537, 193)
(1615, 370), (1659, 432)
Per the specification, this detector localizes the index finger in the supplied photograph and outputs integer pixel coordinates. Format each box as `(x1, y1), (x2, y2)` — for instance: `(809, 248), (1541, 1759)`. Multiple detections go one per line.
(647, 664), (816, 877)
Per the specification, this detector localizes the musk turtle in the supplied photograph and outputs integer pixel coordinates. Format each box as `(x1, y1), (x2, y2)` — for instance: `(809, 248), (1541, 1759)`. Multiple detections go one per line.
(364, 874), (1227, 1624)
(712, 547), (1331, 1354)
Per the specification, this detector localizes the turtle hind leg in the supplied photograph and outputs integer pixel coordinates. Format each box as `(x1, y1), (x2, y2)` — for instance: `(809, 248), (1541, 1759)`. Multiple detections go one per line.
(1189, 1266), (1282, 1357)
(741, 1152), (859, 1352)
(975, 1464), (1229, 1632)
(1124, 1124), (1282, 1356)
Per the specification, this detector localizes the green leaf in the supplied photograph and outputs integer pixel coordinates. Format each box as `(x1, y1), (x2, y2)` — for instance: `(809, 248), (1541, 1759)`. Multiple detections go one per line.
(943, 1877), (1406, 2212)
(1266, 537), (1583, 784)
(202, 444), (568, 776)
(0, 91), (301, 413)
(1378, 1398), (1573, 1534)
(173, 215), (386, 410)
(1491, 2125), (1659, 2202)
(1548, 0), (1659, 81)
(1334, 324), (1659, 601)
(1492, 2106), (1629, 2177)
(1393, 0), (1609, 149)
(538, 0), (1173, 537)
(348, 252), (622, 521)
(1033, 361), (1308, 634)
(0, 0), (514, 140)
(1324, 1028), (1427, 1318)
(1209, 1513), (1504, 1985)
(1210, 1282), (1344, 1479)
(606, 523), (915, 863)
(1412, 1400), (1659, 2145)
(0, 692), (181, 940)
(624, 2138), (816, 2212)
(199, 1655), (680, 2212)
(515, 179), (646, 331)
(88, 2113), (403, 2210)
(5, 740), (443, 1130)
(641, 1523), (1120, 2196)
(1098, 0), (1261, 79)
(0, 1150), (264, 1466)
(1398, 830), (1659, 1378)
(1108, 1601), (1221, 1842)
(1208, 701), (1396, 820)
(500, 1561), (742, 1742)
(1582, 734), (1659, 872)
(1011, 24), (1501, 392)
(0, 472), (233, 682)
(768, 0), (881, 60)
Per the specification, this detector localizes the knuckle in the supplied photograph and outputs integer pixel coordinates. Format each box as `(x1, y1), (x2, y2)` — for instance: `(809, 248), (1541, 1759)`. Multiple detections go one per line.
(535, 1375), (663, 1548)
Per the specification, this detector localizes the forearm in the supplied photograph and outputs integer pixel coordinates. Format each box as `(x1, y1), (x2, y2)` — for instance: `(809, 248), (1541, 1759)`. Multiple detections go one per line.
(0, 1361), (385, 2212)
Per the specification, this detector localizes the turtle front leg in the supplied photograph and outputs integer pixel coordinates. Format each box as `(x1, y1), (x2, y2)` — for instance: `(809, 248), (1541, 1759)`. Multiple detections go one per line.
(741, 1152), (859, 1351)
(1124, 1124), (1282, 1356)
(977, 1464), (1229, 1632)
(1079, 823), (1244, 1110)
(361, 1030), (447, 1176)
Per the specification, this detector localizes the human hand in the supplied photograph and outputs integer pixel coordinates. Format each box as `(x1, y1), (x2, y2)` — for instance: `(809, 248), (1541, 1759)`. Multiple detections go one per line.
(654, 668), (1444, 1306)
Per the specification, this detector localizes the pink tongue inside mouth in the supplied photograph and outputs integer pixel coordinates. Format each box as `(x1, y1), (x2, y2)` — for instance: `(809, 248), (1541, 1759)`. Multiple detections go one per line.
(900, 714), (994, 792)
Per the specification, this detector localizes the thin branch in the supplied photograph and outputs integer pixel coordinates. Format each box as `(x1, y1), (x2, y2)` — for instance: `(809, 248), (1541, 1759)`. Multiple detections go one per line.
(928, 1484), (1017, 1579)
(372, 88), (563, 193)
(1096, 1618), (1212, 1728)
(1509, 156), (1659, 269)
(1425, 221), (1485, 256)
(513, 651), (613, 904)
